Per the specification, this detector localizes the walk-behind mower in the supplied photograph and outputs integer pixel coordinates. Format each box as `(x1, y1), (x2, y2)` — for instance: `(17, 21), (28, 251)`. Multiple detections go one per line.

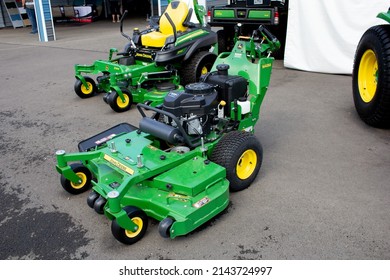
(74, 0), (217, 112)
(55, 25), (280, 245)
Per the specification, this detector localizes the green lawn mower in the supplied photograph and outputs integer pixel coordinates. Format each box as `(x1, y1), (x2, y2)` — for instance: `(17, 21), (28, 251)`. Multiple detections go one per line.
(56, 25), (280, 245)
(74, 0), (217, 112)
(353, 8), (390, 128)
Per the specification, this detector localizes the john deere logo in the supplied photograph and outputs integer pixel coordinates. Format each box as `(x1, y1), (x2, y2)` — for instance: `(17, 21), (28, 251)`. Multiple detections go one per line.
(136, 53), (152, 59)
(262, 63), (272, 68)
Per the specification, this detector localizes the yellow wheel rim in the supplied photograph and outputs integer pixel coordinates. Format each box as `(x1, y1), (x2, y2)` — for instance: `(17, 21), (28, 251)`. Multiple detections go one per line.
(125, 217), (143, 238)
(116, 94), (130, 109)
(81, 82), (94, 95)
(201, 66), (209, 75)
(358, 49), (378, 103)
(70, 172), (87, 190)
(236, 149), (257, 180)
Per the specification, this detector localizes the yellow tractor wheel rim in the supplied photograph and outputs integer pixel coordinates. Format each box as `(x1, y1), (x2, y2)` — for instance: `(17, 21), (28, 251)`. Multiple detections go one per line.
(236, 149), (257, 180)
(116, 94), (130, 109)
(125, 217), (143, 238)
(201, 66), (209, 75)
(358, 49), (378, 103)
(81, 82), (94, 95)
(70, 172), (87, 190)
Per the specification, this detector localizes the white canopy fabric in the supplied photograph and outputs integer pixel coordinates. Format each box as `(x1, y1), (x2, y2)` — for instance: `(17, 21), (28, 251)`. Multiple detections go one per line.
(284, 0), (390, 74)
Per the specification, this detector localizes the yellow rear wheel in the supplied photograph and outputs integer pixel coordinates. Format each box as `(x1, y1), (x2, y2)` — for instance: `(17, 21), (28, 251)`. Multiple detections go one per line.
(236, 149), (258, 180)
(201, 66), (209, 75)
(358, 49), (378, 103)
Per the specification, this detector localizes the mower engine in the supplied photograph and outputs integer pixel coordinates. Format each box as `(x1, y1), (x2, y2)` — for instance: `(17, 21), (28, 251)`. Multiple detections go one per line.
(162, 82), (218, 136)
(160, 64), (248, 138)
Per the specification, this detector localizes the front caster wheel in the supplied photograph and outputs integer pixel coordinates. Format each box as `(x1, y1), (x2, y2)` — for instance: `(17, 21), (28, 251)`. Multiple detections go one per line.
(107, 89), (133, 113)
(94, 196), (107, 214)
(74, 76), (97, 99)
(87, 191), (99, 208)
(158, 217), (174, 238)
(60, 163), (92, 194)
(111, 206), (148, 245)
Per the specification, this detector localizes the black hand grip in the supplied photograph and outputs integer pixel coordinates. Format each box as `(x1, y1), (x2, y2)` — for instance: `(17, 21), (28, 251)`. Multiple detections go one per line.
(257, 25), (278, 42)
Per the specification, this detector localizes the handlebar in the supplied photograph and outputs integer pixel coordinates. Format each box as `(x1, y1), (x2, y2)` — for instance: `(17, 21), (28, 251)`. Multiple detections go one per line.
(120, 10), (136, 50)
(253, 24), (281, 54)
(256, 25), (278, 44)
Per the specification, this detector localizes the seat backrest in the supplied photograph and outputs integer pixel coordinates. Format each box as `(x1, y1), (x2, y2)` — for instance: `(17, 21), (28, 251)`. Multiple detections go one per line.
(159, 1), (189, 35)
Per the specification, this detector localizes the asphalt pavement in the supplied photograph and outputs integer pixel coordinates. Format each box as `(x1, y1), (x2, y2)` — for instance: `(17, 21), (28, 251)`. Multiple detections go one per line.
(0, 18), (389, 260)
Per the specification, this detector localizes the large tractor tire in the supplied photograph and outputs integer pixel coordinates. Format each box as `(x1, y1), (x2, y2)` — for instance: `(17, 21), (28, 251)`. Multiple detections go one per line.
(211, 131), (263, 192)
(180, 51), (217, 85)
(352, 25), (390, 128)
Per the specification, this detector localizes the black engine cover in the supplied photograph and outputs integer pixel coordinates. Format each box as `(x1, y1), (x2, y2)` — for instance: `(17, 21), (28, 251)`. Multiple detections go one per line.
(163, 83), (218, 116)
(203, 65), (248, 116)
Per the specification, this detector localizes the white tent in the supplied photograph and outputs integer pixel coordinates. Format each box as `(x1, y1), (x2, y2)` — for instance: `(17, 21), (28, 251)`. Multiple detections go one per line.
(284, 0), (389, 74)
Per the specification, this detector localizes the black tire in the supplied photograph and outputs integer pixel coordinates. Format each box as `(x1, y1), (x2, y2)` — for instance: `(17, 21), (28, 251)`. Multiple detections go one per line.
(107, 89), (133, 113)
(74, 76), (97, 99)
(60, 163), (92, 194)
(352, 25), (390, 128)
(210, 131), (263, 192)
(180, 51), (217, 85)
(94, 196), (107, 214)
(217, 29), (227, 53)
(87, 191), (99, 209)
(158, 217), (174, 238)
(111, 206), (148, 245)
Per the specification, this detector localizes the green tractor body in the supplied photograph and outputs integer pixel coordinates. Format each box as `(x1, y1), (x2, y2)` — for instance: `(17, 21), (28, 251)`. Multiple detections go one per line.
(74, 0), (218, 113)
(377, 10), (390, 23)
(56, 25), (280, 244)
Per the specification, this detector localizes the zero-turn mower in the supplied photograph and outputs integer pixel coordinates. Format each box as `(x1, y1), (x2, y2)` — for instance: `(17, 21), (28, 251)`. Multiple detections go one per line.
(74, 0), (217, 113)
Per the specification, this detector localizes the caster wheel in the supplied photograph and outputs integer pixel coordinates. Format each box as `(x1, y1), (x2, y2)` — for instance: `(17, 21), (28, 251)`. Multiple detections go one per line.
(158, 217), (174, 238)
(74, 76), (97, 99)
(87, 191), (99, 209)
(94, 196), (107, 214)
(111, 206), (148, 245)
(60, 163), (92, 195)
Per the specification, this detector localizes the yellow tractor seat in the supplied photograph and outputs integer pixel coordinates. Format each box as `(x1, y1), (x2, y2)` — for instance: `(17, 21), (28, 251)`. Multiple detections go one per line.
(141, 1), (190, 48)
